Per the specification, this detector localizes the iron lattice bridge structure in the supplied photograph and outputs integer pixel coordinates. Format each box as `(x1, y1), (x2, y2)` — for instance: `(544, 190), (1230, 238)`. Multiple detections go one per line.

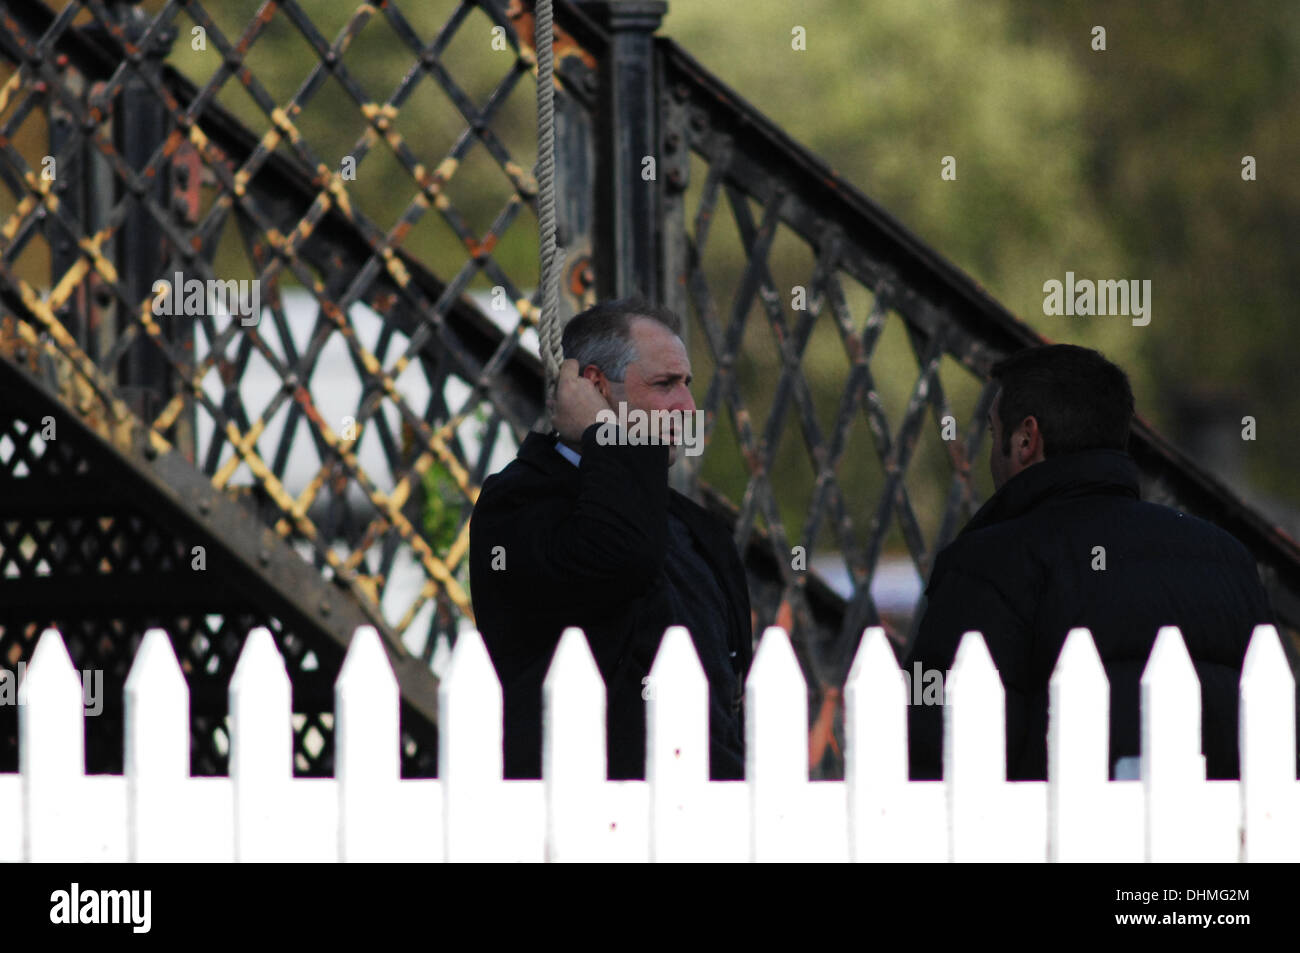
(0, 0), (1297, 779)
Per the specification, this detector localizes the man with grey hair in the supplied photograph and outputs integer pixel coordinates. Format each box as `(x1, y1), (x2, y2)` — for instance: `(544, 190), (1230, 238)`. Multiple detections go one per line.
(469, 297), (752, 780)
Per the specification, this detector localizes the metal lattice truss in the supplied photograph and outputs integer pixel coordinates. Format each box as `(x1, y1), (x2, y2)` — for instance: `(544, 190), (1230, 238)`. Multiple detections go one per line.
(0, 0), (569, 656)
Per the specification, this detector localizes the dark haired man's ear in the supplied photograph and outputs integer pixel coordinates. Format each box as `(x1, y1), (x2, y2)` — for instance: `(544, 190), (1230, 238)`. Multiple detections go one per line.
(580, 364), (612, 402)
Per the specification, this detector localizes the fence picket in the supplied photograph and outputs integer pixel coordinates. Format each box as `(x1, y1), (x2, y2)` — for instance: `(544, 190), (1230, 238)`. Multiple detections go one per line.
(23, 629), (95, 860)
(1142, 626), (1237, 861)
(337, 625), (436, 860)
(748, 627), (828, 860)
(229, 627), (298, 860)
(847, 626), (943, 860)
(125, 628), (192, 861)
(648, 626), (739, 861)
(947, 632), (1045, 861)
(1048, 628), (1142, 861)
(441, 629), (541, 860)
(544, 627), (631, 860)
(1239, 624), (1300, 861)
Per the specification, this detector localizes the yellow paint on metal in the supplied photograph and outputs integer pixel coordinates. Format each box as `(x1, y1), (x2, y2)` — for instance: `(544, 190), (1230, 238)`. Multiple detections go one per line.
(0, 69), (23, 115)
(47, 257), (93, 313)
(1, 193), (37, 240)
(361, 102), (399, 124)
(382, 253), (411, 289)
(153, 392), (184, 432)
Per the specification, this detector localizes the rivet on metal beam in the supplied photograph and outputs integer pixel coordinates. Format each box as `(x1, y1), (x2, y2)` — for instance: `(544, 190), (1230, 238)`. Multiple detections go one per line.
(258, 549), (271, 566)
(198, 499), (211, 516)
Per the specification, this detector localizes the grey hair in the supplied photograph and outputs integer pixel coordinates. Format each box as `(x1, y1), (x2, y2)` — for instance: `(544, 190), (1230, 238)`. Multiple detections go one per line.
(561, 297), (683, 382)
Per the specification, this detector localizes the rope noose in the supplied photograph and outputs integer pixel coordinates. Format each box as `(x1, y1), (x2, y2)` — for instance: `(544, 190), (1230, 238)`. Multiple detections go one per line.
(535, 0), (566, 416)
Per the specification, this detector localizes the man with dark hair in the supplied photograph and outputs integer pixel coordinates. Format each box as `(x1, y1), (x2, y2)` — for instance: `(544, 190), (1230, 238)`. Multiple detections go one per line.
(905, 343), (1273, 781)
(469, 297), (752, 780)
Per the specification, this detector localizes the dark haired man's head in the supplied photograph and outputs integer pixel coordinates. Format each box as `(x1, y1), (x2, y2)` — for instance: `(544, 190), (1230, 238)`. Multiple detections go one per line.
(560, 297), (694, 463)
(561, 297), (683, 382)
(987, 344), (1134, 490)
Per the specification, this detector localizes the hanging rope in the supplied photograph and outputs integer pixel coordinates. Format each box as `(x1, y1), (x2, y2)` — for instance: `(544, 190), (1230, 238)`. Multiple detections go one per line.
(535, 0), (566, 396)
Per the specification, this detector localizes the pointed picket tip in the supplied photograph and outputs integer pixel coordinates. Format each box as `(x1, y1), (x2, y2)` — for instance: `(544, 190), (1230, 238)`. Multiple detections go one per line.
(1241, 624), (1292, 691)
(947, 631), (1000, 700)
(845, 626), (908, 786)
(230, 626), (289, 694)
(440, 628), (498, 698)
(1239, 623), (1295, 789)
(438, 629), (503, 781)
(125, 628), (186, 699)
(125, 628), (188, 779)
(647, 626), (708, 783)
(229, 627), (291, 782)
(747, 626), (808, 788)
(747, 626), (803, 694)
(1141, 626), (1202, 787)
(337, 625), (396, 694)
(543, 628), (606, 790)
(650, 625), (707, 689)
(336, 625), (399, 788)
(25, 627), (81, 703)
(846, 626), (903, 699)
(1050, 627), (1108, 693)
(20, 627), (84, 777)
(1048, 627), (1110, 786)
(543, 627), (603, 697)
(1141, 625), (1198, 688)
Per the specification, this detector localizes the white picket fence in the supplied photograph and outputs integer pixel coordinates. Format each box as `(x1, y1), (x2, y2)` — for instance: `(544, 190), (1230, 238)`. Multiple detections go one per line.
(1, 621), (1297, 862)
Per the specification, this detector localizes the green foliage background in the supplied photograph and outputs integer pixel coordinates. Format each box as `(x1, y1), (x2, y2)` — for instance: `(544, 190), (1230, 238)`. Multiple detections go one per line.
(664, 0), (1298, 533)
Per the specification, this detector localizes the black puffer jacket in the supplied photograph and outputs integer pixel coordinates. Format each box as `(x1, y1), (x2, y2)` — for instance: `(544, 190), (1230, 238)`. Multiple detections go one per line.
(905, 448), (1274, 781)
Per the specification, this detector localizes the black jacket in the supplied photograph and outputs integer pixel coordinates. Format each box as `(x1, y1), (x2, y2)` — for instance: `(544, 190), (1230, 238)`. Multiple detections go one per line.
(468, 425), (753, 780)
(905, 448), (1274, 781)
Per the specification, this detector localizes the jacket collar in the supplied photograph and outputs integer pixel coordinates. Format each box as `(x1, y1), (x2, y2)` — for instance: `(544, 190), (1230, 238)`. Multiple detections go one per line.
(961, 448), (1139, 537)
(517, 429), (580, 482)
